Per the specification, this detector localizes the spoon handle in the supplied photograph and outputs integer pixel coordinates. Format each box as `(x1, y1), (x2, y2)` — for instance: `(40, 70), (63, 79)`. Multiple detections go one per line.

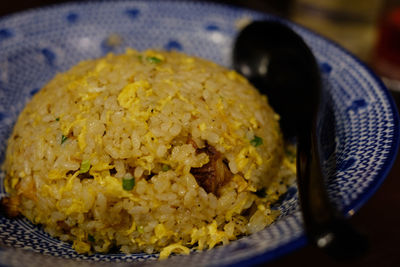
(297, 115), (368, 259)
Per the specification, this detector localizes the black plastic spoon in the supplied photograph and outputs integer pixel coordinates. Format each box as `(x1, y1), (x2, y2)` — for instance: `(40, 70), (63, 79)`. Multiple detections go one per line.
(233, 21), (367, 260)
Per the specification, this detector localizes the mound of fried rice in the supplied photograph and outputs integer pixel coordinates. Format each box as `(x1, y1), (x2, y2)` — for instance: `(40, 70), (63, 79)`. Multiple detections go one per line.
(2, 49), (295, 258)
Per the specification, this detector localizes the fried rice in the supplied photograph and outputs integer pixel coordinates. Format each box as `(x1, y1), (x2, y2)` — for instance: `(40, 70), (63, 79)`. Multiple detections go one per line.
(1, 49), (295, 258)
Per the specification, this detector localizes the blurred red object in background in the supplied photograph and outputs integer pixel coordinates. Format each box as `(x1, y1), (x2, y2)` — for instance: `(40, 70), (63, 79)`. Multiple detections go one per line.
(373, 6), (400, 88)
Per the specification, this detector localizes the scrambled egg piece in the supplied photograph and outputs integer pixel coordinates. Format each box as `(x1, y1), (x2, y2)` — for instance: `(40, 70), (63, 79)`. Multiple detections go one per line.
(118, 80), (151, 109)
(159, 243), (190, 260)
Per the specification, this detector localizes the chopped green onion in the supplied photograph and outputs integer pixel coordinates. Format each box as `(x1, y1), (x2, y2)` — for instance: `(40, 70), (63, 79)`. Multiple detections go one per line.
(80, 159), (91, 173)
(122, 176), (135, 191)
(61, 135), (68, 144)
(285, 148), (296, 161)
(146, 56), (162, 64)
(137, 225), (144, 233)
(88, 234), (95, 243)
(250, 135), (263, 147)
(55, 117), (60, 121)
(285, 149), (294, 157)
(161, 164), (171, 172)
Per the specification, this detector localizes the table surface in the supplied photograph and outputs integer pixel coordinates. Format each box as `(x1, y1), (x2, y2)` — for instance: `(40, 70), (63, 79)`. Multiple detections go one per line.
(1, 1), (399, 266)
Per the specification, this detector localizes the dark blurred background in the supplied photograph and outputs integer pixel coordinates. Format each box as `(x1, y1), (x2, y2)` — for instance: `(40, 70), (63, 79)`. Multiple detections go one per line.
(1, 1), (400, 266)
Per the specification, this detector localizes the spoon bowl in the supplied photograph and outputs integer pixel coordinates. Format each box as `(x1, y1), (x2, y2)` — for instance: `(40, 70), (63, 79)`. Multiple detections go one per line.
(233, 21), (320, 139)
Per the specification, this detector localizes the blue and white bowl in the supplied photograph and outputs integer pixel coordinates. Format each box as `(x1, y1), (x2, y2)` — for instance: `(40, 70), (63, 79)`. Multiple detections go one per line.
(0, 1), (398, 266)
